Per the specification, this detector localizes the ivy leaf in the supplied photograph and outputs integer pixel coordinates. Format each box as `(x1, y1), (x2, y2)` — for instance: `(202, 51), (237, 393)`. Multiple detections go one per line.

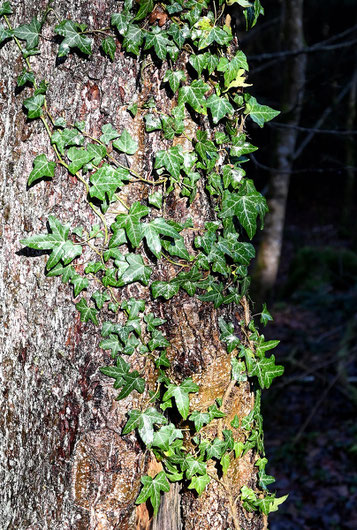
(244, 94), (280, 127)
(112, 202), (149, 247)
(162, 378), (199, 420)
(100, 356), (130, 387)
(189, 54), (208, 77)
(0, 2), (12, 16)
(205, 52), (219, 74)
(122, 407), (167, 445)
(163, 69), (186, 93)
(217, 51), (249, 87)
(70, 273), (89, 297)
(46, 263), (75, 283)
(111, 12), (131, 36)
(136, 471), (170, 515)
(67, 147), (94, 175)
(23, 94), (44, 119)
(89, 164), (128, 201)
(260, 303), (273, 326)
(249, 355), (284, 389)
(123, 24), (144, 55)
(220, 187), (268, 239)
(219, 317), (240, 353)
(75, 298), (98, 325)
(231, 358), (248, 382)
(144, 113), (162, 132)
(145, 27), (171, 60)
(161, 237), (190, 261)
(151, 281), (180, 300)
(51, 128), (84, 154)
(198, 26), (232, 50)
(87, 143), (107, 166)
(117, 370), (145, 400)
(184, 457), (207, 479)
(178, 79), (208, 113)
(55, 20), (93, 57)
(152, 423), (183, 451)
(14, 17), (41, 50)
(20, 215), (82, 270)
(119, 254), (152, 286)
(189, 410), (210, 432)
(144, 312), (166, 332)
(148, 329), (170, 351)
(91, 290), (110, 310)
(206, 94), (234, 124)
(148, 191), (163, 209)
(134, 0), (153, 21)
(154, 145), (184, 181)
(113, 129), (138, 155)
(17, 69), (35, 87)
(101, 36), (116, 61)
(188, 474), (210, 495)
(100, 123), (120, 144)
(28, 154), (56, 186)
(256, 494), (288, 515)
(143, 217), (181, 258)
(0, 23), (13, 44)
(221, 453), (230, 475)
(122, 297), (146, 318)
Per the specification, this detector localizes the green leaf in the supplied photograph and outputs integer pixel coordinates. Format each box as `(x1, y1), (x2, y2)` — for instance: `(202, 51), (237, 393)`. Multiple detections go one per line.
(217, 51), (249, 87)
(113, 129), (138, 155)
(145, 27), (171, 60)
(20, 215), (82, 270)
(148, 191), (163, 209)
(249, 355), (284, 389)
(178, 79), (208, 113)
(143, 217), (181, 258)
(119, 254), (152, 286)
(136, 471), (170, 515)
(188, 474), (210, 495)
(91, 290), (110, 310)
(230, 414), (240, 429)
(89, 164), (127, 201)
(154, 145), (183, 181)
(244, 94), (280, 127)
(163, 69), (186, 93)
(75, 298), (98, 325)
(100, 123), (120, 144)
(134, 0), (153, 21)
(122, 298), (145, 318)
(112, 202), (149, 247)
(100, 356), (130, 387)
(144, 113), (162, 132)
(0, 23), (13, 44)
(189, 410), (210, 432)
(23, 94), (44, 119)
(152, 423), (183, 451)
(207, 94), (234, 124)
(101, 36), (116, 61)
(148, 329), (170, 351)
(123, 407), (167, 445)
(55, 20), (93, 57)
(221, 453), (230, 475)
(219, 318), (240, 353)
(184, 457), (206, 479)
(100, 334), (122, 357)
(260, 303), (273, 326)
(123, 24), (144, 55)
(70, 273), (88, 296)
(111, 12), (131, 36)
(17, 69), (35, 87)
(51, 128), (84, 154)
(117, 370), (145, 400)
(151, 281), (180, 300)
(189, 54), (208, 77)
(67, 147), (94, 175)
(220, 186), (268, 239)
(162, 378), (199, 420)
(0, 2), (12, 16)
(28, 154), (56, 186)
(14, 17), (41, 50)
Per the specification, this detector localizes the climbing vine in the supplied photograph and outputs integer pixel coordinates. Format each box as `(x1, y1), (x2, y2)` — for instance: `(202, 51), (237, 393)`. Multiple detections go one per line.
(1, 0), (287, 524)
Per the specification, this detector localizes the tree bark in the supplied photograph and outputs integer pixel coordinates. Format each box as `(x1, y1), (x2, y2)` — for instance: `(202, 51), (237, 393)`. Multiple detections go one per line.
(1, 2), (264, 529)
(252, 0), (306, 302)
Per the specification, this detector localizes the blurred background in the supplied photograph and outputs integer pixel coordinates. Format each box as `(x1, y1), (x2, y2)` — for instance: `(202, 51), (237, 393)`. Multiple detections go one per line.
(239, 0), (357, 528)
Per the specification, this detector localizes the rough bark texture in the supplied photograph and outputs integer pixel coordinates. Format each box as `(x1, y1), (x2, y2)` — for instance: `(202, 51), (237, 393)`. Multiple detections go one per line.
(253, 0), (306, 301)
(1, 2), (263, 529)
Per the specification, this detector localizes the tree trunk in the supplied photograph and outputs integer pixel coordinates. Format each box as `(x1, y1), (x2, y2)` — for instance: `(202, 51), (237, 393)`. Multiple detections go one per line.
(1, 2), (266, 529)
(252, 0), (306, 302)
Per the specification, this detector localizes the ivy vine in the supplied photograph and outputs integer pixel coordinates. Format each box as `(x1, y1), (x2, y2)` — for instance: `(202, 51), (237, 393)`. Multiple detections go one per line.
(1, 0), (287, 523)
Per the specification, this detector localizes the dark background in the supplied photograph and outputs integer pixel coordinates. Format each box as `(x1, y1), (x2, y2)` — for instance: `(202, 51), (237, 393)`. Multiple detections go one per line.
(240, 1), (357, 528)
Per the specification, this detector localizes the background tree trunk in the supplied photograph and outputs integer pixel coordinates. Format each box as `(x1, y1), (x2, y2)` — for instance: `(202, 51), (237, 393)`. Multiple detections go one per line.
(252, 0), (306, 304)
(0, 2), (263, 529)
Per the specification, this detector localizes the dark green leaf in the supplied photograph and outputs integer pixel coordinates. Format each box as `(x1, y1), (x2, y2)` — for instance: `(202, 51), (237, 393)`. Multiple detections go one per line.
(136, 471), (170, 515)
(23, 94), (44, 119)
(101, 36), (116, 61)
(75, 298), (98, 325)
(28, 154), (56, 186)
(55, 20), (93, 57)
(14, 17), (41, 50)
